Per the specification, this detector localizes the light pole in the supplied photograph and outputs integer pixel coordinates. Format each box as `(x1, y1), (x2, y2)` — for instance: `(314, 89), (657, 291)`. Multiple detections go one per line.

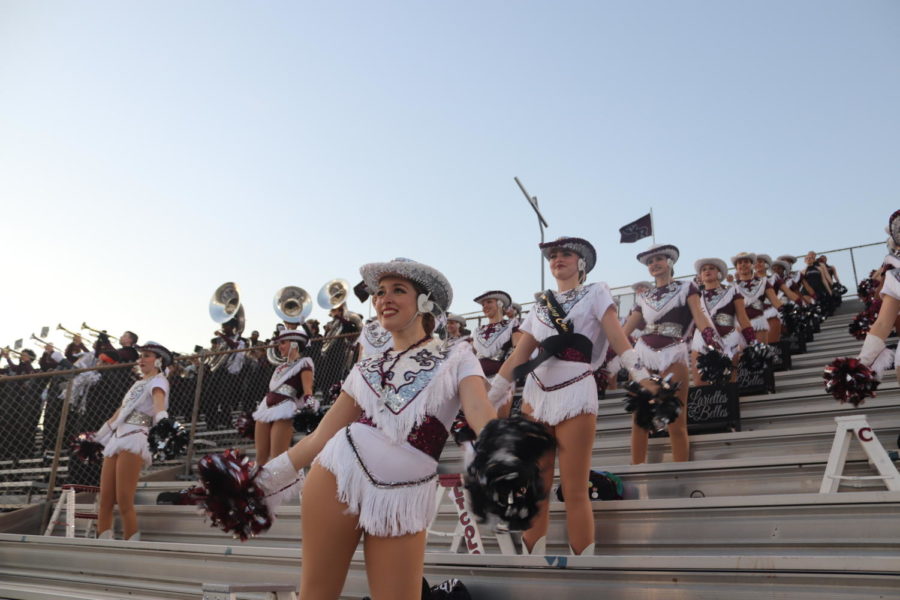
(514, 177), (549, 290)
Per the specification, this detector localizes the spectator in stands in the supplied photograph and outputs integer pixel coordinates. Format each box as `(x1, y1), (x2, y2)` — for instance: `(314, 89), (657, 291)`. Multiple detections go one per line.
(248, 330), (261, 347)
(95, 342), (172, 541)
(118, 331), (140, 362)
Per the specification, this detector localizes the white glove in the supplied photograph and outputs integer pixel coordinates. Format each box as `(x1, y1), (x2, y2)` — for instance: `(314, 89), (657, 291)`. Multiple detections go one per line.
(256, 451), (305, 515)
(487, 375), (514, 409)
(153, 410), (169, 425)
(858, 334), (886, 367)
(619, 348), (650, 383)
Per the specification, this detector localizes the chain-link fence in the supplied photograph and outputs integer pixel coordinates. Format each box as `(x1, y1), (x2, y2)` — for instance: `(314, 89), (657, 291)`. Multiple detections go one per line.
(0, 332), (359, 514)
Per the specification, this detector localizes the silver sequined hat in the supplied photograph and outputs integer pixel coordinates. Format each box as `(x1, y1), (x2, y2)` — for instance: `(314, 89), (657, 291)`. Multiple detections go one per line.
(473, 290), (512, 309)
(138, 341), (173, 367)
(776, 254), (797, 265)
(630, 281), (653, 292)
(539, 237), (597, 274)
(360, 258), (453, 312)
(274, 329), (309, 346)
(756, 253), (773, 266)
(730, 252), (757, 266)
(693, 258), (728, 278)
(636, 243), (680, 266)
(772, 259), (790, 272)
(447, 313), (467, 326)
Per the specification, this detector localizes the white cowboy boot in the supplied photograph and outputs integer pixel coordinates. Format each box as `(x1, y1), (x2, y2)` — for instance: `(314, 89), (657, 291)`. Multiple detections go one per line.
(521, 535), (546, 555)
(97, 530), (113, 540)
(571, 542), (594, 556)
(127, 531), (141, 541)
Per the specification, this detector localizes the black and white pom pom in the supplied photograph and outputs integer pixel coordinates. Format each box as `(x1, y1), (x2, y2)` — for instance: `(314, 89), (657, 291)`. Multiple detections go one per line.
(848, 311), (873, 341)
(823, 358), (880, 407)
(327, 381), (343, 403)
(464, 416), (556, 530)
(69, 432), (105, 464)
(593, 367), (610, 396)
(292, 406), (325, 434)
(148, 418), (190, 463)
(696, 346), (733, 385)
(233, 411), (255, 440)
(450, 412), (476, 445)
(857, 278), (877, 304)
(741, 341), (776, 371)
(196, 449), (272, 541)
(623, 374), (682, 432)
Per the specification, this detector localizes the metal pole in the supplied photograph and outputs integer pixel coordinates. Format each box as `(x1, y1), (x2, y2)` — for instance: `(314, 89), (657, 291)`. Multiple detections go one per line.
(650, 207), (656, 243)
(849, 247), (858, 290)
(42, 377), (74, 533)
(182, 357), (207, 479)
(537, 196), (545, 290)
(514, 177), (550, 291)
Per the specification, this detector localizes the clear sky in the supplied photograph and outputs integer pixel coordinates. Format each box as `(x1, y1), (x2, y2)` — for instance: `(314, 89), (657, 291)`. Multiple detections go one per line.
(1, 1), (898, 355)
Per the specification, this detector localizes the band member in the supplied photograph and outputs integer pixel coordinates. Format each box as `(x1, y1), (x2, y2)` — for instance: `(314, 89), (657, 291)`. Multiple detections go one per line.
(623, 243), (716, 464)
(318, 304), (362, 395)
(472, 290), (520, 382)
(1, 348), (37, 375)
(117, 331), (140, 363)
(252, 257), (496, 599)
(65, 334), (90, 363)
(204, 319), (246, 429)
(689, 258), (754, 385)
(732, 252), (782, 343)
(253, 330), (314, 466)
(39, 344), (66, 371)
(492, 237), (655, 556)
(94, 341), (172, 540)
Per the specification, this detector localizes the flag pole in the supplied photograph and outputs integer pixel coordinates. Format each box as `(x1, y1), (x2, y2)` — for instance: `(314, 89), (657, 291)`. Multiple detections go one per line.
(650, 207), (655, 243)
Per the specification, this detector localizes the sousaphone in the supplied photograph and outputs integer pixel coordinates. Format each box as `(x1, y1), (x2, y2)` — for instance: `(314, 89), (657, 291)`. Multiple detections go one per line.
(207, 282), (245, 371)
(317, 279), (351, 310)
(268, 286), (312, 365)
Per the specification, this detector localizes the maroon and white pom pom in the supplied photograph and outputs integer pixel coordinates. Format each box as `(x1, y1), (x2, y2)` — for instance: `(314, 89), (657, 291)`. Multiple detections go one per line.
(69, 432), (105, 464)
(196, 449), (272, 541)
(823, 358), (879, 407)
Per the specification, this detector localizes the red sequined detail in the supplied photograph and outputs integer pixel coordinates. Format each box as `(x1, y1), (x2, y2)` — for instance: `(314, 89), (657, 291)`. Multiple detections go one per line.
(357, 414), (449, 461)
(557, 347), (589, 363)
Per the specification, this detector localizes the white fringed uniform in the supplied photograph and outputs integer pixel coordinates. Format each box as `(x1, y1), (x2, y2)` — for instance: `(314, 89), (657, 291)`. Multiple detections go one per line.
(633, 281), (699, 371)
(689, 285), (745, 358)
(518, 283), (614, 426)
(359, 319), (393, 358)
(102, 373), (169, 467)
(252, 357), (315, 422)
(734, 277), (772, 332)
(314, 339), (483, 537)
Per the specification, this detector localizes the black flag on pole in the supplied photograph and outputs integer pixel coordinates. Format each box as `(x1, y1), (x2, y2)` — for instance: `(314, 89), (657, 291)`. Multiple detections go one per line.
(619, 213), (653, 243)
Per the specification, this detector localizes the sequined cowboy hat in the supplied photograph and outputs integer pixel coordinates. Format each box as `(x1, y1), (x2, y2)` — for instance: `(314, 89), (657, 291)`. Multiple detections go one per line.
(693, 258), (728, 278)
(473, 290), (512, 309)
(636, 243), (679, 266)
(137, 341), (173, 367)
(756, 254), (773, 266)
(772, 259), (790, 271)
(730, 252), (757, 266)
(539, 237), (597, 274)
(447, 313), (467, 326)
(274, 329), (309, 346)
(887, 210), (900, 245)
(776, 254), (797, 265)
(360, 258), (453, 312)
(630, 281), (652, 293)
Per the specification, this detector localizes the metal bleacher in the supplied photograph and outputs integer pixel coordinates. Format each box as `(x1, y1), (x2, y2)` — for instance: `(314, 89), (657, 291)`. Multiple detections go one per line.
(0, 300), (898, 599)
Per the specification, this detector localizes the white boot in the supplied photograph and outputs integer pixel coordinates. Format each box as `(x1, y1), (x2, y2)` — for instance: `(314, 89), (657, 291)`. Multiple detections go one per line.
(97, 530), (113, 540)
(127, 531), (141, 541)
(256, 451), (305, 514)
(521, 535), (546, 555)
(571, 542), (594, 556)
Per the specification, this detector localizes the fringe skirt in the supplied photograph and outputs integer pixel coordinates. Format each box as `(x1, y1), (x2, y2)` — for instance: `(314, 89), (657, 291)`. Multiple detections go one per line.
(522, 363), (598, 427)
(314, 423), (439, 538)
(253, 397), (296, 423)
(634, 338), (689, 372)
(102, 429), (152, 468)
(689, 329), (744, 359)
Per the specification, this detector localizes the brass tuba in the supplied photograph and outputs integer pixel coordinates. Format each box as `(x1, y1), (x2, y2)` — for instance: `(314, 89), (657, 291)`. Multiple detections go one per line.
(268, 286), (312, 365)
(317, 278), (351, 310)
(207, 282), (245, 371)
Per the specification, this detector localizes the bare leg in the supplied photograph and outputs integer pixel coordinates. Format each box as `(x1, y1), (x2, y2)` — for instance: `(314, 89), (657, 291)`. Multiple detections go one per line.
(630, 416), (649, 465)
(270, 419), (294, 459)
(690, 350), (705, 387)
(767, 317), (781, 343)
(520, 403), (556, 552)
(298, 465), (363, 600)
(364, 531), (427, 600)
(114, 451), (144, 539)
(255, 421), (272, 466)
(756, 328), (769, 344)
(555, 413), (596, 554)
(730, 352), (742, 383)
(662, 361), (691, 462)
(97, 455), (118, 535)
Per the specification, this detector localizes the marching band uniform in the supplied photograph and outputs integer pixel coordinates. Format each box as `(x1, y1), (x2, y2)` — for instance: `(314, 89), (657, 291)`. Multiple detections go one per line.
(98, 342), (172, 468)
(64, 341), (90, 364)
(632, 245), (699, 372)
(39, 348), (65, 372)
(472, 291), (517, 380)
(312, 258), (484, 537)
(253, 330), (316, 422)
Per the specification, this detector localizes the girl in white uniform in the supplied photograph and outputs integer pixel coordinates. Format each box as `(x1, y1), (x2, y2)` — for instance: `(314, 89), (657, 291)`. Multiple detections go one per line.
(253, 258), (496, 600)
(252, 329), (314, 466)
(623, 244), (716, 465)
(95, 341), (172, 541)
(472, 290), (519, 381)
(858, 210), (900, 382)
(490, 237), (654, 557)
(732, 252), (783, 344)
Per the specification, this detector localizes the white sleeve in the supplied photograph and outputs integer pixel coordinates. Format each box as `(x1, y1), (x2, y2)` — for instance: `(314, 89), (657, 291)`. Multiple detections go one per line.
(517, 307), (538, 337)
(340, 366), (363, 402)
(881, 270), (900, 301)
(456, 347), (486, 383)
(151, 375), (170, 407)
(591, 283), (615, 322)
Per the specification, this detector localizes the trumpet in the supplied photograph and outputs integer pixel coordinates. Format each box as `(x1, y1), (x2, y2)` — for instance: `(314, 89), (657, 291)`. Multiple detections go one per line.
(82, 322), (120, 344)
(30, 333), (61, 353)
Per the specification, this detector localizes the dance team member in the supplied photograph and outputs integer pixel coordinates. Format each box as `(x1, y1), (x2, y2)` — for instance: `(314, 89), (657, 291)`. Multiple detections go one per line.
(250, 258), (498, 600)
(689, 257), (754, 385)
(623, 244), (716, 464)
(491, 237), (654, 556)
(95, 342), (172, 541)
(252, 329), (314, 466)
(732, 252), (782, 343)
